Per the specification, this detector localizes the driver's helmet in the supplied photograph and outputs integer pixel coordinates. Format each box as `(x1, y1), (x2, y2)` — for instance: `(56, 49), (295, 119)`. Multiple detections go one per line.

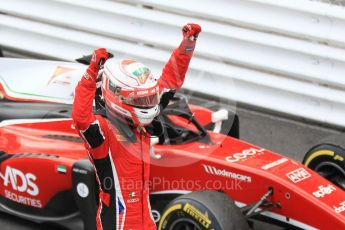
(102, 59), (160, 127)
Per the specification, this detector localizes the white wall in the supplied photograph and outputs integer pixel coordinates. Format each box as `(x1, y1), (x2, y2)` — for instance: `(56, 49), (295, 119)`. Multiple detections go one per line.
(1, 0), (345, 126)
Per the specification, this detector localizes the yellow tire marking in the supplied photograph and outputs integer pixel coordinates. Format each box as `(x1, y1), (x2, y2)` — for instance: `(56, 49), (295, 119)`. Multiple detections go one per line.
(305, 150), (334, 167)
(334, 155), (344, 162)
(158, 204), (182, 230)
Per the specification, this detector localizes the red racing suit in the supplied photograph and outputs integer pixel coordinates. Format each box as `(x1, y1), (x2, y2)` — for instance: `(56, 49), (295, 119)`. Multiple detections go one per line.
(72, 45), (195, 230)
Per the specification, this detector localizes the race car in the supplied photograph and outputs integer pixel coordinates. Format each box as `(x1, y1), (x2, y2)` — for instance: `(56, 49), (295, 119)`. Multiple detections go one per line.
(0, 57), (345, 230)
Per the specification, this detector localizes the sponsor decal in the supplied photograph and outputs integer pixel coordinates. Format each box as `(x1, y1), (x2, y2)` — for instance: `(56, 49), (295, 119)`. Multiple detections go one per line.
(334, 201), (345, 214)
(47, 66), (74, 86)
(127, 191), (139, 203)
(72, 168), (88, 175)
(333, 155), (344, 161)
(115, 134), (126, 142)
(132, 67), (150, 77)
(225, 147), (265, 163)
(183, 203), (212, 228)
(151, 210), (161, 223)
(127, 198), (139, 203)
(203, 164), (251, 183)
(132, 67), (150, 84)
(261, 158), (288, 170)
(150, 86), (159, 94)
(286, 168), (311, 183)
(1, 166), (42, 208)
(334, 154), (344, 161)
(121, 60), (152, 84)
(1, 166), (39, 196)
(136, 90), (149, 96)
(4, 190), (42, 208)
(84, 72), (92, 80)
(313, 184), (336, 198)
(77, 183), (89, 198)
(129, 191), (137, 197)
(57, 165), (67, 174)
(111, 102), (132, 117)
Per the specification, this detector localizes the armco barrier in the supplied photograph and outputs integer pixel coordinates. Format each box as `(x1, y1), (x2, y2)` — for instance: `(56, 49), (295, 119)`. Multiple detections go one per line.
(1, 0), (345, 127)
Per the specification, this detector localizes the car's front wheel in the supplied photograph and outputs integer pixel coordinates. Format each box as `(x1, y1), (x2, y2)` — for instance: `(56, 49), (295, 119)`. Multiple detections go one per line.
(303, 144), (345, 190)
(158, 190), (249, 230)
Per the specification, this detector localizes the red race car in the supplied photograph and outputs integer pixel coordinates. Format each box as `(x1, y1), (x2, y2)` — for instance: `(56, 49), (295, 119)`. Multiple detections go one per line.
(0, 58), (345, 230)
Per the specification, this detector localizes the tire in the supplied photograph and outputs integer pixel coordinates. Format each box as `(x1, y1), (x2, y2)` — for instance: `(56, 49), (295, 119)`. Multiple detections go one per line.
(158, 190), (249, 230)
(303, 144), (345, 190)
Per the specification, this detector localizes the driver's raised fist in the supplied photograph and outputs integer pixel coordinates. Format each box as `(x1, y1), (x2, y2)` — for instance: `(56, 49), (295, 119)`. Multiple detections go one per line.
(88, 48), (109, 76)
(182, 23), (202, 41)
(178, 23), (202, 54)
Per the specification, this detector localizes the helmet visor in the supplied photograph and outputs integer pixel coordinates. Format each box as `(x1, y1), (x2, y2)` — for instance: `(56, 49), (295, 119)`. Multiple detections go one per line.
(107, 79), (160, 108)
(122, 93), (160, 108)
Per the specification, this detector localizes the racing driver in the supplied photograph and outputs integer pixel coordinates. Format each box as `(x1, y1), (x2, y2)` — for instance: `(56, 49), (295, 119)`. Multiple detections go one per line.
(72, 23), (201, 230)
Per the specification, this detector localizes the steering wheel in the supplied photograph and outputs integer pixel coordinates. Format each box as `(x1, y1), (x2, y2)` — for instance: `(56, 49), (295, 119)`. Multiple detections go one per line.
(150, 115), (168, 143)
(151, 114), (187, 145)
(150, 98), (212, 145)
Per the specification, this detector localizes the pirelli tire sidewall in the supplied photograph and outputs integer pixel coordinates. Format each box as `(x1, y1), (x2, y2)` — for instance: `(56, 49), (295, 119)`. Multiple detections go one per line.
(159, 198), (219, 230)
(158, 190), (249, 230)
(303, 144), (345, 170)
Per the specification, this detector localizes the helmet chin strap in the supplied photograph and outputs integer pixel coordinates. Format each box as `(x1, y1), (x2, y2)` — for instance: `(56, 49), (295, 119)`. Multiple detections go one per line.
(134, 105), (160, 127)
(138, 117), (155, 127)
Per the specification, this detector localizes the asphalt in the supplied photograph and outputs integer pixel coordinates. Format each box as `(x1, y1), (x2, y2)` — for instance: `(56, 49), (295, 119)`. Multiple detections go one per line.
(0, 212), (68, 230)
(237, 107), (344, 162)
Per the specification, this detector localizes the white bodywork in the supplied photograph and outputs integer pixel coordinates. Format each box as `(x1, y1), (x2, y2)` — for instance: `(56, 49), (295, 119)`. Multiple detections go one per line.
(0, 58), (85, 104)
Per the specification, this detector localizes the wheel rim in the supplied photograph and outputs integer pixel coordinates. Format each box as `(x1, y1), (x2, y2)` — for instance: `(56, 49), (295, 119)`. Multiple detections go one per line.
(314, 161), (345, 190)
(169, 218), (202, 230)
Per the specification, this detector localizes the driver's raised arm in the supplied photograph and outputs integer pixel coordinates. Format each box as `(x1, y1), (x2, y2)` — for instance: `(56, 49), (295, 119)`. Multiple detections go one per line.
(72, 48), (109, 151)
(158, 23), (201, 91)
